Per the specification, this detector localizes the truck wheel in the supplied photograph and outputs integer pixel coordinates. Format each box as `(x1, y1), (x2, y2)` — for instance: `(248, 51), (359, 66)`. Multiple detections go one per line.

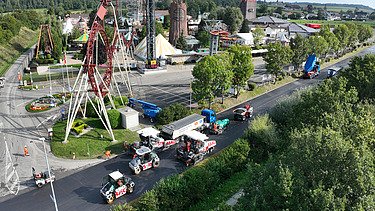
(127, 184), (134, 194)
(153, 160), (160, 168)
(150, 118), (154, 123)
(134, 167), (141, 175)
(107, 194), (115, 204)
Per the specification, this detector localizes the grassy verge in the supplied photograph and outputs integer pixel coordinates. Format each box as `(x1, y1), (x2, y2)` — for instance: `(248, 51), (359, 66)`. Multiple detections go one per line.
(194, 76), (296, 114)
(0, 27), (38, 76)
(51, 118), (140, 159)
(49, 64), (82, 69)
(188, 171), (248, 211)
(23, 71), (80, 83)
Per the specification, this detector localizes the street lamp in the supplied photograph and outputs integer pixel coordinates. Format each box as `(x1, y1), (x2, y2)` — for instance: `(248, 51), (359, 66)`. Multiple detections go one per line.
(39, 137), (58, 211)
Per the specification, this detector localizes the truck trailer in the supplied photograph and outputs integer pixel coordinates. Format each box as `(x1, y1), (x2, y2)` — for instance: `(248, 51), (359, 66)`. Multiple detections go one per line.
(303, 54), (320, 79)
(161, 114), (205, 140)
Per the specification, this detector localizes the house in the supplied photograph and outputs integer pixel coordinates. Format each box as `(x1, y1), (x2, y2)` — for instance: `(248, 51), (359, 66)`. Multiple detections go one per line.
(251, 15), (289, 26)
(221, 33), (254, 48)
(287, 23), (319, 38)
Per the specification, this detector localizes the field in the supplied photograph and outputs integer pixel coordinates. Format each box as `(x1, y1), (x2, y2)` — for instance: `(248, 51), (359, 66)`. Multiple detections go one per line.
(290, 19), (375, 27)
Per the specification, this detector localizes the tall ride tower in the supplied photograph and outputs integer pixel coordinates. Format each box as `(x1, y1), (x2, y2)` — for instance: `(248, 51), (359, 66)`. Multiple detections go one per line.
(240, 0), (257, 20)
(169, 0), (188, 46)
(146, 0), (157, 68)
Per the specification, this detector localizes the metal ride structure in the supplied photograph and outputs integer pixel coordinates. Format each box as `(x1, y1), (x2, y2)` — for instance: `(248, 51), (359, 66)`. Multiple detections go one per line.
(146, 0), (157, 69)
(63, 0), (133, 143)
(35, 25), (54, 59)
(204, 20), (225, 56)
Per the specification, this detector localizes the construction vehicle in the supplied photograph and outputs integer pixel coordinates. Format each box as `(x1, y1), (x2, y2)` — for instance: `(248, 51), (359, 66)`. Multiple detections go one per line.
(128, 146), (160, 175)
(201, 109), (229, 135)
(161, 113), (206, 140)
(303, 54), (320, 79)
(176, 130), (216, 166)
(233, 104), (253, 121)
(100, 171), (135, 204)
(137, 127), (178, 151)
(32, 167), (55, 188)
(327, 66), (342, 78)
(128, 98), (161, 122)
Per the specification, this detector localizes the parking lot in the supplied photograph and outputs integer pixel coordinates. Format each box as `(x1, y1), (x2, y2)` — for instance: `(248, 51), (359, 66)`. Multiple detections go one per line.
(119, 57), (265, 109)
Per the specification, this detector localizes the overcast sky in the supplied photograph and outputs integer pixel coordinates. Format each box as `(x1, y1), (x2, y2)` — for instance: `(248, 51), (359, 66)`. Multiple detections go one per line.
(267, 0), (375, 9)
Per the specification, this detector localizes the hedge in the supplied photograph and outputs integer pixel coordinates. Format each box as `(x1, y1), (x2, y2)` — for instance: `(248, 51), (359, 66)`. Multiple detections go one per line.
(107, 109), (122, 129)
(127, 138), (250, 210)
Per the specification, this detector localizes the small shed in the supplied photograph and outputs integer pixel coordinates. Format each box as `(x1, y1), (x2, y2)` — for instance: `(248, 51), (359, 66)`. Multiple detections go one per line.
(118, 107), (139, 129)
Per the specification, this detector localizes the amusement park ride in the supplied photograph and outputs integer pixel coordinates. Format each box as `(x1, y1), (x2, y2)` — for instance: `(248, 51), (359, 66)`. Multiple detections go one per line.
(63, 0), (154, 143)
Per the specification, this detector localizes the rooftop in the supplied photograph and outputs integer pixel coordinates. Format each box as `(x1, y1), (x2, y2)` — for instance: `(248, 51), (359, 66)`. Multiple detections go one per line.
(252, 16), (288, 25)
(109, 171), (124, 180)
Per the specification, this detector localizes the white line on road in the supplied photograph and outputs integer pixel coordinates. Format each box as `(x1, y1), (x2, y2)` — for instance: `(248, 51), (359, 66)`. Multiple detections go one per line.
(36, 114), (59, 128)
(15, 101), (28, 108)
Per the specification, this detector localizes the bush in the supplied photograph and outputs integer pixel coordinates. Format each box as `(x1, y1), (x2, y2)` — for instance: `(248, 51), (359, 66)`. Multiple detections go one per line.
(248, 82), (257, 91)
(107, 109), (121, 129)
(86, 100), (99, 118)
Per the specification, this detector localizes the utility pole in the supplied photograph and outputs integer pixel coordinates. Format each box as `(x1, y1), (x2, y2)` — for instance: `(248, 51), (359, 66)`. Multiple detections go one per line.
(40, 137), (58, 211)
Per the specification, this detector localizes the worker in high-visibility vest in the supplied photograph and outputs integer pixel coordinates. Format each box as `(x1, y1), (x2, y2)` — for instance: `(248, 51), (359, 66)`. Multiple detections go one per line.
(104, 150), (111, 159)
(24, 145), (29, 156)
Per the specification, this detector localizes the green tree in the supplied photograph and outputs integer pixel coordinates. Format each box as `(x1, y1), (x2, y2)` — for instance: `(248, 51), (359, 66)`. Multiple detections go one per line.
(239, 19), (250, 33)
(264, 42), (293, 78)
(228, 45), (254, 98)
(290, 34), (309, 72)
(307, 35), (328, 58)
(156, 103), (192, 125)
(274, 7), (283, 15)
(213, 53), (233, 103)
(175, 34), (188, 50)
(252, 26), (265, 47)
(344, 22), (359, 49)
(217, 7), (243, 33)
(319, 25), (340, 55)
(70, 26), (81, 40)
(192, 54), (231, 108)
(140, 21), (164, 40)
(341, 54), (375, 100)
(258, 3), (268, 15)
(196, 30), (210, 48)
(333, 24), (350, 53)
(357, 24), (374, 43)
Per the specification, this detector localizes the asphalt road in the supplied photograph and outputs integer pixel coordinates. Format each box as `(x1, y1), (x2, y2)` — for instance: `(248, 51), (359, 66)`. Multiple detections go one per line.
(0, 46), (373, 211)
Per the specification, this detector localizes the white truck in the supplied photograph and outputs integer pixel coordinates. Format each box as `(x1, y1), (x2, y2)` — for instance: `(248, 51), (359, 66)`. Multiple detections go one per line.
(161, 114), (205, 140)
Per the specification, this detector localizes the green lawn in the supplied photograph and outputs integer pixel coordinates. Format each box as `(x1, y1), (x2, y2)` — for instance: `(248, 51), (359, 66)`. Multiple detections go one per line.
(51, 118), (140, 159)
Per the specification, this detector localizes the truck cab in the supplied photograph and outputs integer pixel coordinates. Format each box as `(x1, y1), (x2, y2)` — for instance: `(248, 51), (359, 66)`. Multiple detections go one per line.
(0, 77), (5, 88)
(303, 54), (320, 79)
(201, 109), (216, 123)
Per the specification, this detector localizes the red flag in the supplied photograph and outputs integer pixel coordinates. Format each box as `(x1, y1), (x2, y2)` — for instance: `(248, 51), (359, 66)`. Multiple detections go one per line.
(97, 5), (107, 20)
(63, 52), (67, 65)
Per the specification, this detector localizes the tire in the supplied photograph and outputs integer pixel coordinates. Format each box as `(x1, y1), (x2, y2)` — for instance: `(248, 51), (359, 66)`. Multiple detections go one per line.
(107, 193), (115, 204)
(150, 118), (154, 123)
(127, 185), (134, 194)
(36, 182), (43, 188)
(153, 160), (160, 168)
(208, 147), (214, 154)
(133, 167), (141, 175)
(141, 114), (145, 118)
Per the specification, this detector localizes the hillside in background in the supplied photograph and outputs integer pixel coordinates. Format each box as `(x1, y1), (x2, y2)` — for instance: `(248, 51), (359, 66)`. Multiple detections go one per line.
(292, 2), (374, 13)
(0, 0), (98, 12)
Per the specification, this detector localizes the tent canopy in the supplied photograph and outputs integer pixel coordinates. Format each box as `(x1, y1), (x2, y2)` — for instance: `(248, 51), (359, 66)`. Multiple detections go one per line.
(134, 34), (182, 60)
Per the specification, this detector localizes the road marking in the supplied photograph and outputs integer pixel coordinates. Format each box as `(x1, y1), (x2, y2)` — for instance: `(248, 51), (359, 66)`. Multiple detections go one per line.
(15, 101), (28, 108)
(36, 114), (59, 128)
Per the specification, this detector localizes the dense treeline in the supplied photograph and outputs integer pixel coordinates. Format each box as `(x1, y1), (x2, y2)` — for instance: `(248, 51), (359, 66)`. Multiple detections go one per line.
(113, 54), (375, 211)
(0, 10), (43, 44)
(265, 23), (374, 78)
(0, 0), (98, 12)
(239, 55), (375, 210)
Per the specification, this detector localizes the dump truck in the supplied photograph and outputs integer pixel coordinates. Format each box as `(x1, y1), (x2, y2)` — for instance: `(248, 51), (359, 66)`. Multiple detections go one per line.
(161, 114), (205, 140)
(201, 109), (229, 135)
(303, 54), (320, 79)
(128, 98), (161, 122)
